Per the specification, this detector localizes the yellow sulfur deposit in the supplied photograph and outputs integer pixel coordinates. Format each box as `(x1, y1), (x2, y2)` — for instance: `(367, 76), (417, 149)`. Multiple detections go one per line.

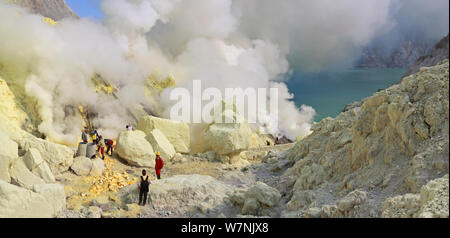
(91, 74), (118, 95)
(146, 73), (176, 92)
(0, 76), (29, 132)
(66, 155), (138, 211)
(43, 17), (58, 26)
(143, 72), (176, 116)
(88, 156), (136, 197)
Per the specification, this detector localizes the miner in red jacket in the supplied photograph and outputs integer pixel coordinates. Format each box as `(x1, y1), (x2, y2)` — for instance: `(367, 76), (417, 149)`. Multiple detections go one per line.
(155, 152), (164, 179)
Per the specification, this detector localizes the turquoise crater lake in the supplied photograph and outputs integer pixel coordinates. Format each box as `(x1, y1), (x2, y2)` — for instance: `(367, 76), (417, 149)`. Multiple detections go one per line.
(286, 68), (406, 122)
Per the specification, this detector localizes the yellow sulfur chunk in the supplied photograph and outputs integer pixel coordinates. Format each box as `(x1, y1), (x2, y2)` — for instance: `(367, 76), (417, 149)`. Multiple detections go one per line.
(43, 17), (58, 26)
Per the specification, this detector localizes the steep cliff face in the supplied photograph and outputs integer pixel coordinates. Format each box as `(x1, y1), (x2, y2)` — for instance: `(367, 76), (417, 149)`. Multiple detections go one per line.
(356, 38), (435, 69)
(403, 34), (449, 77)
(280, 60), (449, 217)
(3, 0), (78, 20)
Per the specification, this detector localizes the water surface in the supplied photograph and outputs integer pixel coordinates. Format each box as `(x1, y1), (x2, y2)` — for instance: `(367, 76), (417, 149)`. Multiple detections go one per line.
(286, 68), (406, 122)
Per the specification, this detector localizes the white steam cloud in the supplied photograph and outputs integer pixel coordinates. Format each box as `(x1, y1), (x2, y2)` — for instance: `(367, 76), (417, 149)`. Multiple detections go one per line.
(1, 0), (443, 145)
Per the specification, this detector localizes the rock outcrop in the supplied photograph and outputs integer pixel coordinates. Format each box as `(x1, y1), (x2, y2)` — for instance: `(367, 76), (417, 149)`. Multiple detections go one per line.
(403, 34), (449, 78)
(0, 180), (54, 217)
(23, 148), (55, 183)
(381, 174), (448, 218)
(229, 182), (281, 216)
(201, 122), (253, 156)
(17, 134), (74, 174)
(119, 174), (234, 216)
(33, 183), (66, 216)
(137, 116), (190, 154)
(10, 158), (45, 190)
(3, 0), (78, 20)
(0, 133), (18, 182)
(280, 60), (449, 217)
(356, 36), (435, 69)
(116, 130), (155, 167)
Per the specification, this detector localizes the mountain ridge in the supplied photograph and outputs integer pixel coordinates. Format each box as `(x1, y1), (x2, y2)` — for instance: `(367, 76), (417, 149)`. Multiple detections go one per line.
(3, 0), (78, 20)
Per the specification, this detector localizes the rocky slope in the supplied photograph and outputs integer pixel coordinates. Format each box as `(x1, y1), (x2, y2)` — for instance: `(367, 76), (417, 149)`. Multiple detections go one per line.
(0, 0), (448, 216)
(1, 60), (448, 218)
(277, 60), (449, 218)
(356, 38), (435, 69)
(3, 0), (78, 20)
(403, 34), (449, 77)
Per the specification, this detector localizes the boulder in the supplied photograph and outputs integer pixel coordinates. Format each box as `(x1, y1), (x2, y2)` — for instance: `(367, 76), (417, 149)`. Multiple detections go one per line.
(137, 116), (190, 153)
(418, 174), (449, 218)
(286, 190), (316, 211)
(84, 206), (102, 218)
(246, 182), (281, 207)
(90, 196), (111, 212)
(145, 129), (176, 160)
(33, 184), (66, 215)
(23, 148), (55, 183)
(17, 134), (74, 174)
(22, 148), (44, 169)
(381, 193), (421, 218)
(198, 151), (230, 164)
(0, 156), (12, 183)
(116, 130), (155, 167)
(31, 162), (55, 183)
(202, 122), (252, 155)
(119, 175), (233, 215)
(0, 133), (18, 158)
(0, 180), (54, 218)
(70, 157), (92, 176)
(320, 205), (340, 218)
(304, 207), (322, 218)
(229, 189), (247, 206)
(90, 158), (105, 176)
(337, 190), (367, 213)
(0, 133), (18, 182)
(10, 158), (45, 190)
(242, 198), (260, 215)
(381, 175), (449, 218)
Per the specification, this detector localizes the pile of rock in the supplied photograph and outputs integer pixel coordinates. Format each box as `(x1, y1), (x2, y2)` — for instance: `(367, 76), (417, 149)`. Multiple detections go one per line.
(0, 132), (68, 217)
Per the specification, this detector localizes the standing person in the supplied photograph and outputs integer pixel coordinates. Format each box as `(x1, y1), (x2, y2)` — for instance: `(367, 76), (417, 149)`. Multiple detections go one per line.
(155, 152), (164, 180)
(138, 170), (151, 206)
(126, 125), (133, 131)
(92, 129), (99, 144)
(97, 135), (106, 160)
(105, 138), (114, 156)
(81, 128), (88, 143)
